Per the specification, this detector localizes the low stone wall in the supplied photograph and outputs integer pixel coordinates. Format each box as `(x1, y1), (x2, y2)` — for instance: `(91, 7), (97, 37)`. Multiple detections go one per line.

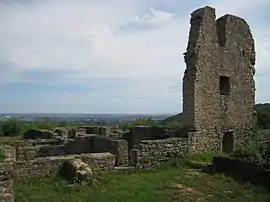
(65, 138), (92, 155)
(99, 126), (108, 136)
(91, 136), (128, 166)
(0, 162), (14, 202)
(85, 126), (99, 134)
(132, 138), (188, 168)
(16, 145), (51, 161)
(16, 138), (93, 161)
(0, 145), (16, 162)
(84, 126), (108, 136)
(212, 156), (270, 184)
(14, 152), (115, 180)
(258, 130), (270, 150)
(128, 126), (174, 151)
(1, 152), (115, 200)
(14, 139), (63, 147)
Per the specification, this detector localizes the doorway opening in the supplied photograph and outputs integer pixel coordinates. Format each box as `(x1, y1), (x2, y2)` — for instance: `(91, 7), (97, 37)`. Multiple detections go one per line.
(222, 132), (234, 154)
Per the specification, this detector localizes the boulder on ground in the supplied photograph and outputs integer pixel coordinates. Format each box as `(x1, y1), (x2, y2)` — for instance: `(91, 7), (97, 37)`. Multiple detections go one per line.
(60, 158), (93, 182)
(23, 129), (57, 139)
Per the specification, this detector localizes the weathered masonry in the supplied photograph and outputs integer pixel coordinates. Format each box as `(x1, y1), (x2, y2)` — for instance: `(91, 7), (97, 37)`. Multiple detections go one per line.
(182, 6), (256, 153)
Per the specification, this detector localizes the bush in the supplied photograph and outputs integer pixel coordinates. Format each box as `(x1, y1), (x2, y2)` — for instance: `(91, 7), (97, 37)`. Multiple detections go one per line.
(29, 120), (57, 130)
(231, 130), (265, 164)
(256, 103), (270, 129)
(119, 117), (157, 130)
(0, 120), (23, 136)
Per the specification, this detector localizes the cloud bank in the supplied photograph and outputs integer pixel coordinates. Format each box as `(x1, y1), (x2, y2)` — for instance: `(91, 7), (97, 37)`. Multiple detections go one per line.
(0, 0), (269, 114)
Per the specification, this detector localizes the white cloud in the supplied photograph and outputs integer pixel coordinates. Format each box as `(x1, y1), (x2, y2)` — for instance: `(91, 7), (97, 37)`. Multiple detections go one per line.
(210, 0), (270, 16)
(0, 0), (269, 113)
(0, 0), (187, 81)
(134, 8), (176, 25)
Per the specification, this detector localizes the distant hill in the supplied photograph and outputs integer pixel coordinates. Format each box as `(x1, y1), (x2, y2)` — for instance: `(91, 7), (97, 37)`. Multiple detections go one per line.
(160, 113), (184, 129)
(161, 103), (270, 129)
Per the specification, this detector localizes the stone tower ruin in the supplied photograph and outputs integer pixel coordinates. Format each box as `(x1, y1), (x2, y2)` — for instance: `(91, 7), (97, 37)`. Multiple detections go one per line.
(182, 6), (256, 153)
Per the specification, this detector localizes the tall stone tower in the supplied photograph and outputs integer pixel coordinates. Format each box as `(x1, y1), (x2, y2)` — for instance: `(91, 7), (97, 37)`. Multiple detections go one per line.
(182, 6), (256, 153)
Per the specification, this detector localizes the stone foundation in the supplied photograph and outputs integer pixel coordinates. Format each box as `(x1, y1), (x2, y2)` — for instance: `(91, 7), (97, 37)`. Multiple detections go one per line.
(16, 138), (93, 161)
(91, 136), (128, 166)
(14, 152), (115, 180)
(128, 126), (173, 151)
(132, 138), (188, 168)
(0, 163), (14, 202)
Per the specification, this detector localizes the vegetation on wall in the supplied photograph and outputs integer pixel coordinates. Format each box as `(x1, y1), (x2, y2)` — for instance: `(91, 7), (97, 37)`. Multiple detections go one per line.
(256, 103), (270, 129)
(231, 130), (265, 164)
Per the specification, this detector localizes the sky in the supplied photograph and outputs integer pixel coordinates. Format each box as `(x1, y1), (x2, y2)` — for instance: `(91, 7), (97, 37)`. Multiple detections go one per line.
(0, 0), (269, 114)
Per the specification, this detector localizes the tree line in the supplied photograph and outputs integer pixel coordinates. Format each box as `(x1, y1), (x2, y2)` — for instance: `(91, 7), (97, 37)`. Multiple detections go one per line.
(1, 103), (270, 137)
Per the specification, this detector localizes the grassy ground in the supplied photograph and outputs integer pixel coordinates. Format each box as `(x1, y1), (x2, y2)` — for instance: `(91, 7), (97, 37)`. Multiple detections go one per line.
(14, 153), (270, 202)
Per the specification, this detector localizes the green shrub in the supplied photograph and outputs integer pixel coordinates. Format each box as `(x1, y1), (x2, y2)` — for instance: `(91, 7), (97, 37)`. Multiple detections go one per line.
(0, 120), (23, 136)
(231, 130), (265, 164)
(29, 120), (57, 130)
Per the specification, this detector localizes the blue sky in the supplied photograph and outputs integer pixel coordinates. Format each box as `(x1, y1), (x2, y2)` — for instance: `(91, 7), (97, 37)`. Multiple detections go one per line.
(0, 0), (269, 114)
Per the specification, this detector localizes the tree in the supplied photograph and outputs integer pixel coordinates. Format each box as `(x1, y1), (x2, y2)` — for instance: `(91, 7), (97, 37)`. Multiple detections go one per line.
(29, 120), (56, 130)
(1, 120), (23, 136)
(133, 117), (156, 126)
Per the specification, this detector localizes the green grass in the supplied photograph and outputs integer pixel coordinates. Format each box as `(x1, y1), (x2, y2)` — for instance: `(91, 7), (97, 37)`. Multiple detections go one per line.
(14, 153), (270, 202)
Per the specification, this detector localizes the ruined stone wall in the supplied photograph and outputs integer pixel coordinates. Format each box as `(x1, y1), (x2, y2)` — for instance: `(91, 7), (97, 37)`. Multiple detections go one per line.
(85, 126), (99, 134)
(131, 138), (188, 168)
(0, 145), (16, 162)
(183, 6), (256, 152)
(16, 145), (67, 161)
(13, 153), (115, 180)
(13, 139), (62, 148)
(16, 146), (43, 161)
(257, 130), (270, 152)
(64, 138), (93, 155)
(91, 136), (128, 166)
(0, 145), (14, 201)
(128, 126), (169, 150)
(0, 163), (14, 202)
(0, 139), (61, 148)
(85, 126), (108, 136)
(16, 138), (93, 161)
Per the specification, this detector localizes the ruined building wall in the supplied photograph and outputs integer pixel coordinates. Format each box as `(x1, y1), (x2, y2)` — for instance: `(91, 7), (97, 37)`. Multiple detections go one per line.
(0, 163), (14, 202)
(14, 153), (115, 180)
(183, 6), (256, 152)
(16, 138), (93, 161)
(130, 138), (188, 168)
(91, 136), (128, 166)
